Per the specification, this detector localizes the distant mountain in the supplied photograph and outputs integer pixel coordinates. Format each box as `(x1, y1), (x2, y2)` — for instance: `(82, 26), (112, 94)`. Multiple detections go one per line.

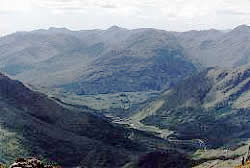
(1, 25), (250, 94)
(0, 73), (143, 167)
(133, 65), (250, 147)
(0, 27), (197, 94)
(176, 25), (250, 67)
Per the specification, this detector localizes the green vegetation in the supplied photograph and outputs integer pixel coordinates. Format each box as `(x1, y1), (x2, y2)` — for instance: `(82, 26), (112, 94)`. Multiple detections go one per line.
(133, 66), (250, 148)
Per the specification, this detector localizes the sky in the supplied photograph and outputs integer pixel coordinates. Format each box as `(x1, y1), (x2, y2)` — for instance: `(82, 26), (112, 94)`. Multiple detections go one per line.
(1, 0), (250, 36)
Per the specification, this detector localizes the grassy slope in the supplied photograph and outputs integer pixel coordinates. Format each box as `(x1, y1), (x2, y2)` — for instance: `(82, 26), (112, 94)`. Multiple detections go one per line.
(131, 66), (250, 148)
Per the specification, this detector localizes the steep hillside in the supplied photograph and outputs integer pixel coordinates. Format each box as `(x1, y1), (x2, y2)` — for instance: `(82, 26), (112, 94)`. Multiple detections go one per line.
(123, 151), (190, 168)
(0, 73), (145, 167)
(134, 65), (250, 147)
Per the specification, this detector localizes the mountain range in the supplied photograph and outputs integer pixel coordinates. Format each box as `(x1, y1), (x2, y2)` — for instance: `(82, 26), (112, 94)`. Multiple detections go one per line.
(1, 25), (250, 94)
(0, 25), (250, 167)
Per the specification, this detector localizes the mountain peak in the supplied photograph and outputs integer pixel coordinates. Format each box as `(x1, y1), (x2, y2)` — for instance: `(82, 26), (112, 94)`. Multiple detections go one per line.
(48, 27), (71, 32)
(232, 24), (250, 32)
(107, 25), (125, 31)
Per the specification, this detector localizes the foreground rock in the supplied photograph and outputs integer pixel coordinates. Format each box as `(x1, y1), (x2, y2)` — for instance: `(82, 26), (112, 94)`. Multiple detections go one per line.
(9, 158), (58, 168)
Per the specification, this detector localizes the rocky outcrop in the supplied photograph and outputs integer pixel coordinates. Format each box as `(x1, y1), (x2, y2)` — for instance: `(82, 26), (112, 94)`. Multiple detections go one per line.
(9, 158), (56, 168)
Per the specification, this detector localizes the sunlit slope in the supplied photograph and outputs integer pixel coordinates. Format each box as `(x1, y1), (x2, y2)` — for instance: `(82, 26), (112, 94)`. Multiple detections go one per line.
(133, 65), (250, 146)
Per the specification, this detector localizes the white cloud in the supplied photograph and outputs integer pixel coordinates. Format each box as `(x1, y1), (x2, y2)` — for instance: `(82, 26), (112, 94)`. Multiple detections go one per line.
(0, 0), (31, 12)
(23, 0), (250, 20)
(1, 0), (250, 35)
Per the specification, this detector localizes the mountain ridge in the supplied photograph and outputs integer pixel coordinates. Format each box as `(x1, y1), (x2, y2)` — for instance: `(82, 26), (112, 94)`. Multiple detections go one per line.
(0, 25), (250, 94)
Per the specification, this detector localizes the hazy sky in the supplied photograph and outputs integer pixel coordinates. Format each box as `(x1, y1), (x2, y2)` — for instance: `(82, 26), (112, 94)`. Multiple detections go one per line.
(1, 0), (250, 35)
